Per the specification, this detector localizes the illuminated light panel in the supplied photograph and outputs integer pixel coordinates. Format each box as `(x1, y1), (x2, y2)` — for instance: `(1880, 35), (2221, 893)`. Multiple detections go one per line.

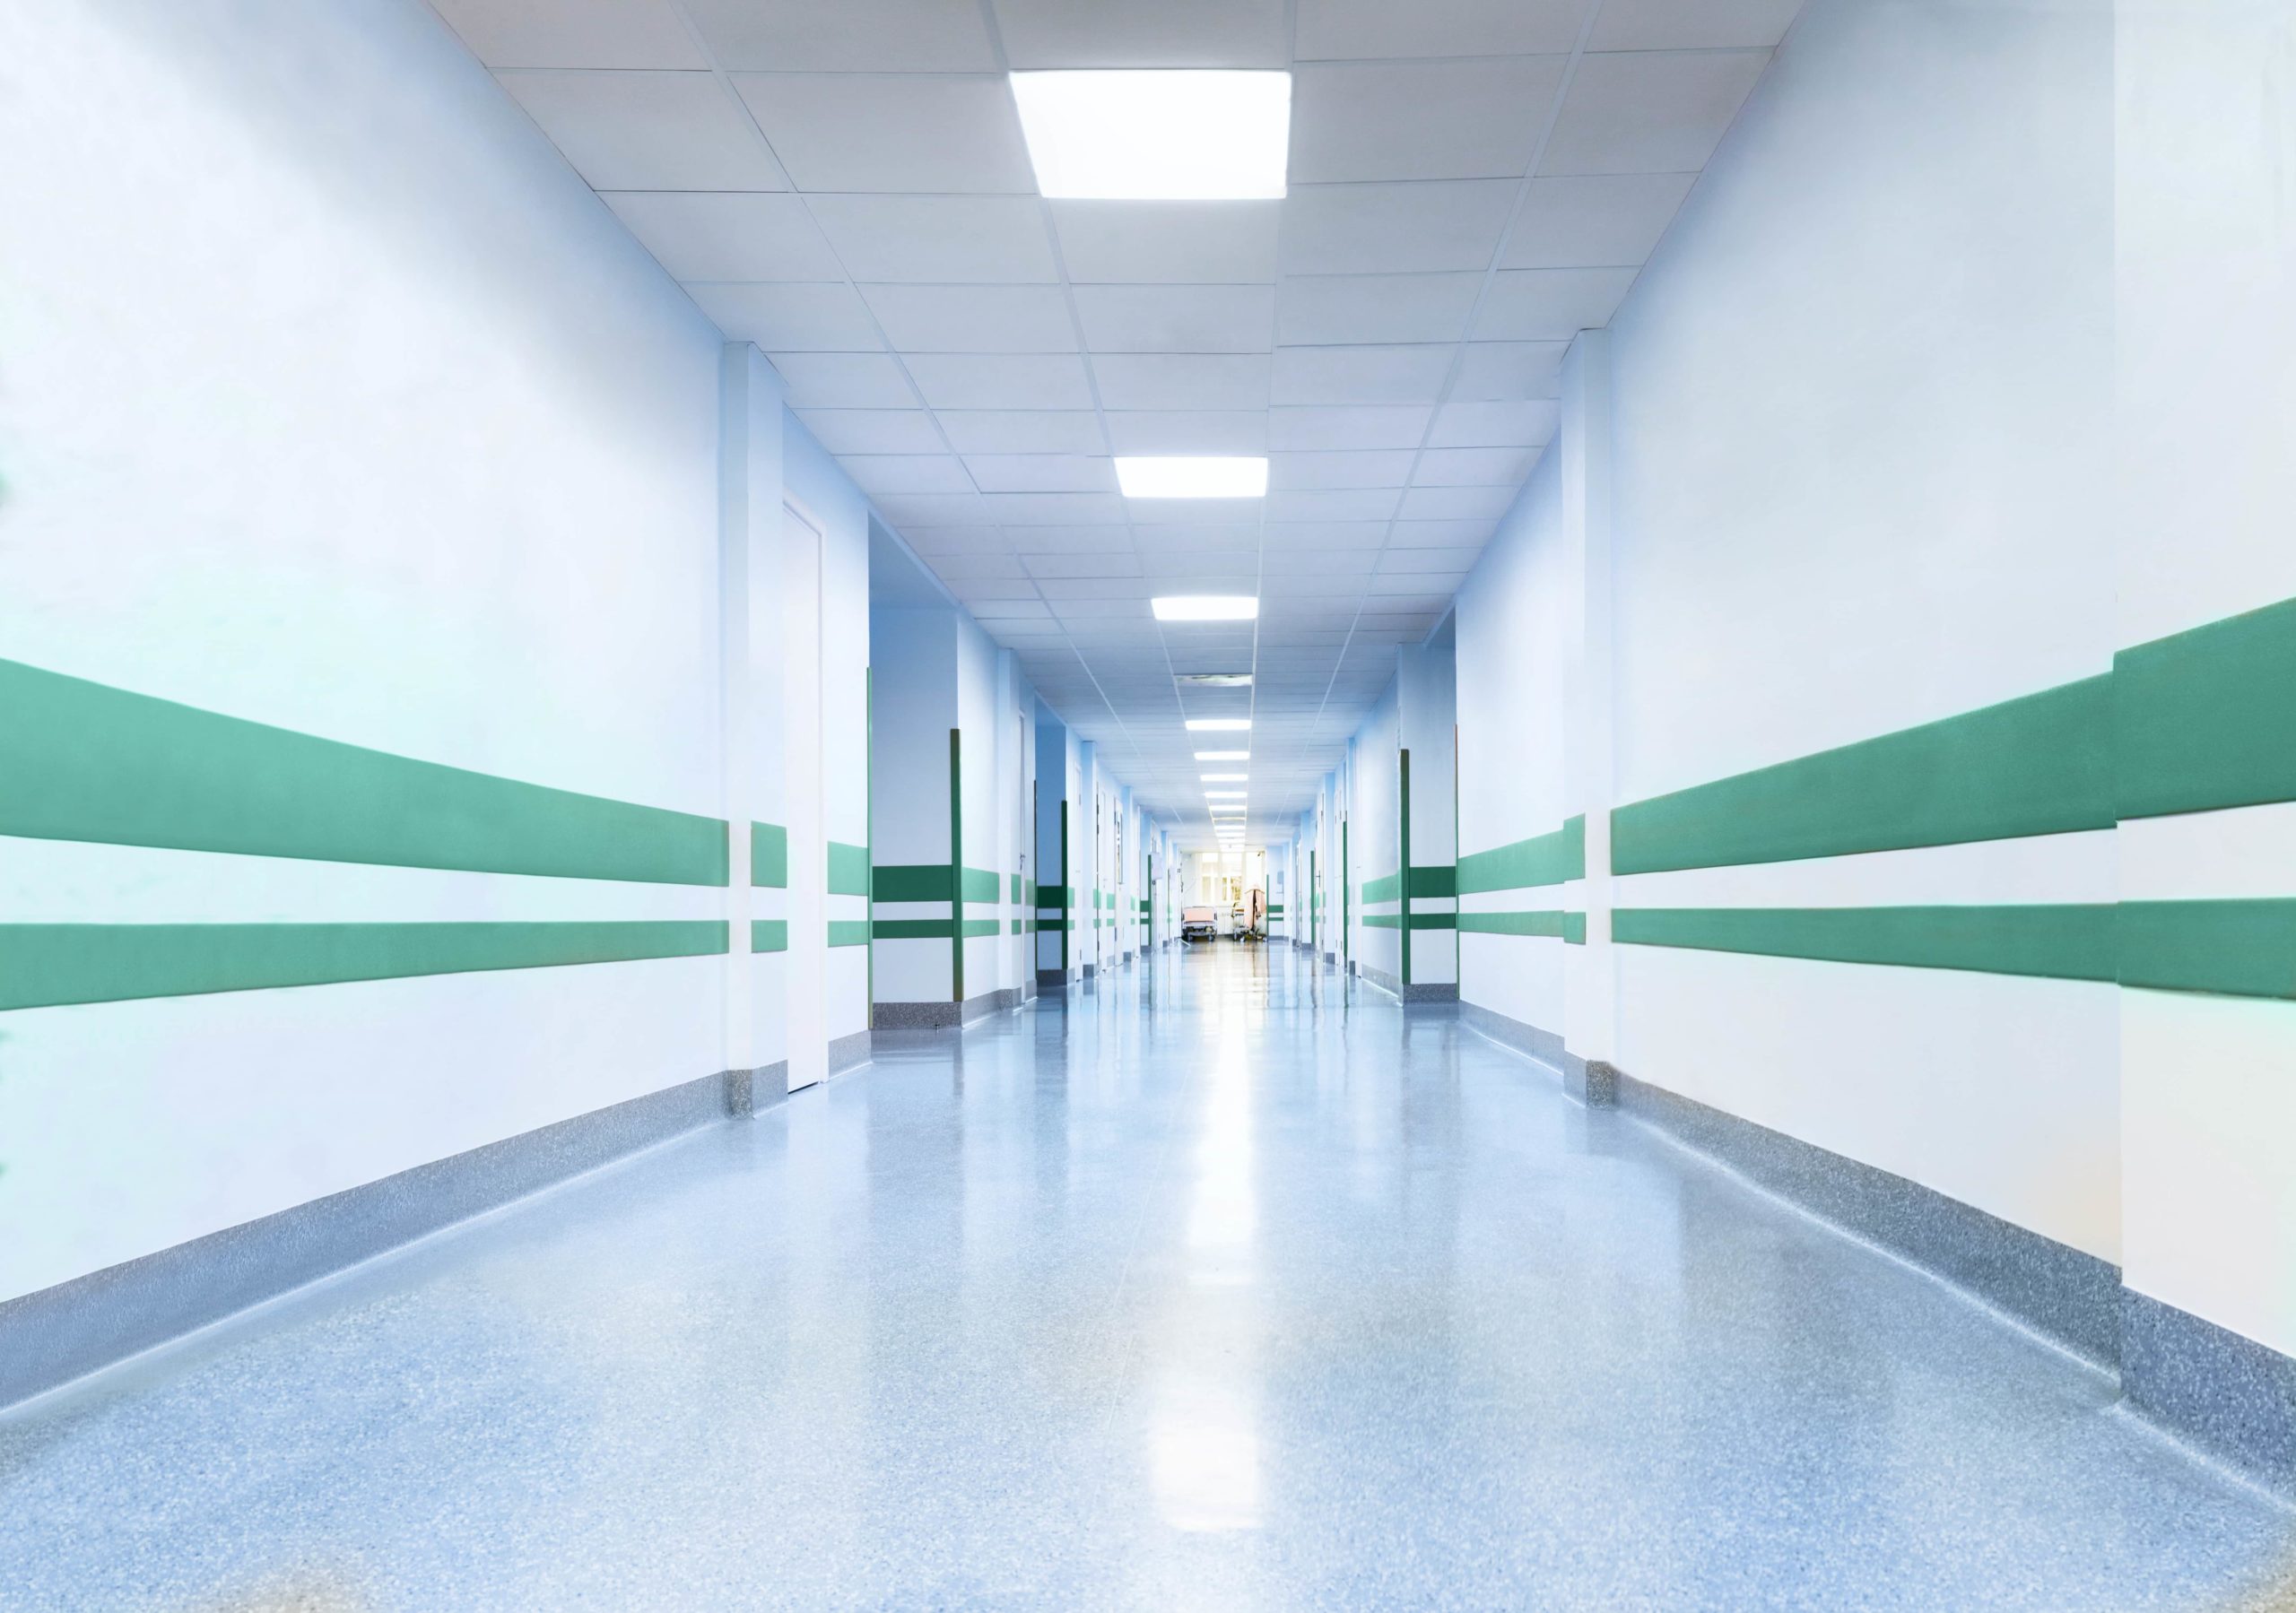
(1196, 750), (1249, 761)
(1152, 593), (1259, 620)
(1012, 71), (1291, 201)
(1186, 718), (1252, 732)
(1125, 459), (1268, 500)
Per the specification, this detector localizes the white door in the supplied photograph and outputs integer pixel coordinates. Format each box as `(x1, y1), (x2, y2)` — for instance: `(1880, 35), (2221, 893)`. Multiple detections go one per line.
(783, 504), (828, 1092)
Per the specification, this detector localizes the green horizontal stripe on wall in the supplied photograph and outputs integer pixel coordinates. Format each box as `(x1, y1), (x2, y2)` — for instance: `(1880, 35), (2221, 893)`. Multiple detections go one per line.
(1363, 872), (1401, 904)
(752, 919), (787, 953)
(1613, 906), (2118, 983)
(829, 920), (871, 948)
(0, 921), (728, 1012)
(872, 917), (953, 941)
(962, 917), (1001, 939)
(752, 823), (787, 889)
(0, 659), (730, 886)
(872, 864), (952, 904)
(962, 867), (1001, 904)
(1411, 865), (1456, 899)
(828, 842), (870, 897)
(1613, 677), (2114, 875)
(1457, 817), (1584, 894)
(2117, 595), (2296, 820)
(1365, 911), (1458, 931)
(2120, 900), (2296, 999)
(1458, 909), (1585, 943)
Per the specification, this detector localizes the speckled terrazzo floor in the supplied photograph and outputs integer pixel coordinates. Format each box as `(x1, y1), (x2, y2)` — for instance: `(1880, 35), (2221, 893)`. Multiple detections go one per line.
(3, 946), (2291, 1611)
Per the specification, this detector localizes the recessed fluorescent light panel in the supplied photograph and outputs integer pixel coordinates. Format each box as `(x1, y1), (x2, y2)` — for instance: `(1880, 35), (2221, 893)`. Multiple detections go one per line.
(1154, 594), (1258, 622)
(1011, 71), (1290, 201)
(1121, 458), (1268, 499)
(1205, 791), (1248, 800)
(1186, 718), (1252, 732)
(1196, 750), (1249, 761)
(1178, 673), (1253, 687)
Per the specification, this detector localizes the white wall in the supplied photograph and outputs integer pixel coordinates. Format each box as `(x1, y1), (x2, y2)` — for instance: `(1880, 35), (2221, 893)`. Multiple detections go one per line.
(0, 0), (730, 1301)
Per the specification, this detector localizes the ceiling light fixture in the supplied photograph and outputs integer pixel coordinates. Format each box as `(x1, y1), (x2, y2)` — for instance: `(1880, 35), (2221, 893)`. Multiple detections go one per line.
(1195, 750), (1249, 761)
(1186, 718), (1252, 731)
(1177, 673), (1254, 687)
(1205, 791), (1247, 800)
(1122, 459), (1268, 500)
(1011, 71), (1291, 201)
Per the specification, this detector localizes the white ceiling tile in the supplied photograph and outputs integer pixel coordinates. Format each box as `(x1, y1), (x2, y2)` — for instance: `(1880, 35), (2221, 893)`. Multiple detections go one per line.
(1092, 353), (1271, 411)
(683, 0), (996, 70)
(688, 282), (880, 350)
(766, 351), (918, 406)
(1390, 518), (1497, 546)
(1071, 285), (1274, 354)
(498, 71), (778, 190)
(1262, 521), (1390, 549)
(1126, 497), (1267, 526)
(1378, 546), (1484, 572)
(1289, 58), (1566, 184)
(733, 74), (1033, 193)
(1022, 551), (1143, 578)
(982, 491), (1129, 525)
(1398, 485), (1516, 519)
(1474, 268), (1639, 340)
(930, 551), (1029, 577)
(1282, 181), (1517, 275)
(1263, 547), (1378, 574)
(1138, 525), (1262, 550)
(603, 193), (842, 280)
(876, 490), (992, 525)
(1051, 597), (1154, 619)
(1505, 173), (1698, 269)
(430, 0), (708, 67)
(841, 453), (976, 495)
(1541, 50), (1772, 176)
(1100, 412), (1268, 455)
(1035, 577), (1149, 600)
(1271, 345), (1453, 405)
(904, 353), (1095, 410)
(1294, 0), (1592, 59)
(1450, 342), (1569, 402)
(794, 407), (946, 455)
(1051, 202), (1282, 283)
(970, 597), (1056, 620)
(1266, 405), (1432, 451)
(935, 411), (1106, 454)
(902, 525), (1011, 553)
(995, 525), (1134, 552)
(809, 195), (1058, 282)
(993, 0), (1288, 66)
(1274, 273), (1484, 348)
(1591, 0), (1805, 50)
(1426, 401), (1560, 448)
(964, 455), (1118, 493)
(857, 283), (1076, 352)
(1265, 488), (1401, 522)
(1270, 451), (1416, 490)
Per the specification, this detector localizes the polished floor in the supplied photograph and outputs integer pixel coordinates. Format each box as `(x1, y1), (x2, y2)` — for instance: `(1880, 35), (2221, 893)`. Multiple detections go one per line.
(3, 946), (2291, 1610)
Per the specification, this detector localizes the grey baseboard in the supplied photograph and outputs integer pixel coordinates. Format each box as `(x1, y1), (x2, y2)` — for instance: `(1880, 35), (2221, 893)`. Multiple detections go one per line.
(829, 1029), (872, 1073)
(0, 1067), (741, 1410)
(1082, 962), (1096, 978)
(874, 1000), (961, 1028)
(1359, 962), (1401, 995)
(1035, 967), (1068, 991)
(1609, 1068), (2122, 1369)
(962, 986), (1019, 1019)
(2121, 1288), (2296, 1495)
(1402, 981), (1459, 1003)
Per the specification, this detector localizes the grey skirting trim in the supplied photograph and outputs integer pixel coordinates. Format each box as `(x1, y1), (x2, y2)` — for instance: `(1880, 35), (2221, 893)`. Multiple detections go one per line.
(874, 1000), (961, 1028)
(1402, 981), (1459, 1003)
(2122, 1288), (2296, 1495)
(1358, 962), (1401, 995)
(1609, 1068), (2123, 1369)
(961, 986), (1020, 1019)
(0, 1067), (741, 1410)
(1034, 967), (1069, 990)
(1082, 962), (1097, 978)
(829, 1028), (873, 1074)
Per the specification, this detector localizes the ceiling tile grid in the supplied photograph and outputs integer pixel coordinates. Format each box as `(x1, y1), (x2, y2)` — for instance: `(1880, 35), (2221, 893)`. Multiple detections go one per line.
(430, 0), (1795, 842)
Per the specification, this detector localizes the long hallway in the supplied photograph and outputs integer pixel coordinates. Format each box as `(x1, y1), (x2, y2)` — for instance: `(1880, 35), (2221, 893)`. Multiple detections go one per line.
(4, 945), (2284, 1610)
